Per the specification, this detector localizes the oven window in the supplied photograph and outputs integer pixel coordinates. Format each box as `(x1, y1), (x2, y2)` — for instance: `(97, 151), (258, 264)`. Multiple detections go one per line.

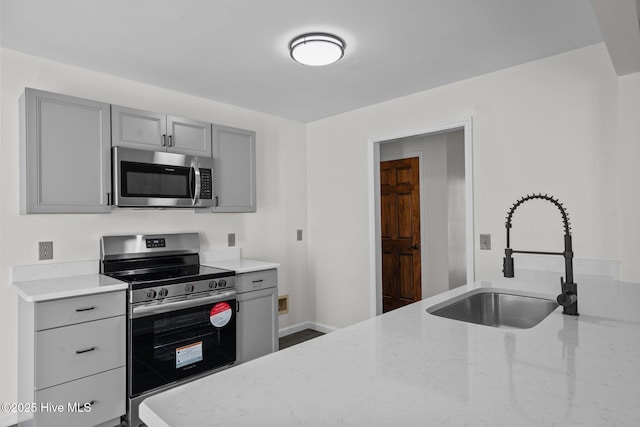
(122, 161), (192, 199)
(130, 299), (236, 397)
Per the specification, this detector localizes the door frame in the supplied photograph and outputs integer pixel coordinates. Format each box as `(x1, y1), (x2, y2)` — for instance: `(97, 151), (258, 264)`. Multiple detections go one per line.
(367, 117), (475, 316)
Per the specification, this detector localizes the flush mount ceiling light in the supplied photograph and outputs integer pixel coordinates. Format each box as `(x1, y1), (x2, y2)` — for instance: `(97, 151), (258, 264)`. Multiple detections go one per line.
(289, 33), (345, 66)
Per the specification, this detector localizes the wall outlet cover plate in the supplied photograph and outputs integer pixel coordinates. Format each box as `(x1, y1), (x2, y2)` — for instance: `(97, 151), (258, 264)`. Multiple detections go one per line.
(39, 241), (53, 260)
(480, 234), (491, 250)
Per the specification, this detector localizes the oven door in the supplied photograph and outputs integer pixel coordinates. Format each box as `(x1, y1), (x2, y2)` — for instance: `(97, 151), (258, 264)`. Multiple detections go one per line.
(129, 290), (236, 397)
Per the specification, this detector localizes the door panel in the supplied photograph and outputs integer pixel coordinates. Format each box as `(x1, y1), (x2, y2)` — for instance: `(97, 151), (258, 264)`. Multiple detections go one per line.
(398, 193), (413, 238)
(111, 105), (166, 150)
(22, 89), (112, 213)
(380, 157), (421, 313)
(167, 116), (212, 157)
(399, 253), (415, 300)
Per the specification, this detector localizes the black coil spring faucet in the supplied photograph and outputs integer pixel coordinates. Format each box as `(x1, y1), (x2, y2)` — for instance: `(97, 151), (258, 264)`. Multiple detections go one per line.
(503, 193), (578, 316)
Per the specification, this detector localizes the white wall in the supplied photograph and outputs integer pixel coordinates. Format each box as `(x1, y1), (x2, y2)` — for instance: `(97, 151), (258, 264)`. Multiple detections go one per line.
(306, 43), (623, 329)
(446, 131), (467, 289)
(0, 49), (308, 405)
(616, 73), (640, 280)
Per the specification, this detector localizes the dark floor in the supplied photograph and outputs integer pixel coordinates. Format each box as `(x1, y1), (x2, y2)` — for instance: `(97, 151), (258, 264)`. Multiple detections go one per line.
(279, 329), (325, 350)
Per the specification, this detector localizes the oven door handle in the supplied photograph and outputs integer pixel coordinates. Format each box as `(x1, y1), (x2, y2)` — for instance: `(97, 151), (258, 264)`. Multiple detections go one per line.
(131, 290), (236, 318)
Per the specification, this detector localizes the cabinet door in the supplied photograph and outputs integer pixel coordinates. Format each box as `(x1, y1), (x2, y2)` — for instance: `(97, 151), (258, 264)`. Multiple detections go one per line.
(237, 286), (278, 364)
(20, 88), (111, 213)
(111, 105), (167, 151)
(211, 125), (256, 212)
(35, 367), (125, 427)
(167, 115), (212, 156)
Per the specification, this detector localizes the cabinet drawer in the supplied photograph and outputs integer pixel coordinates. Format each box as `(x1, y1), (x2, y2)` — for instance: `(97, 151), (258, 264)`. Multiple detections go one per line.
(35, 316), (125, 390)
(236, 269), (277, 293)
(36, 291), (125, 330)
(35, 367), (125, 427)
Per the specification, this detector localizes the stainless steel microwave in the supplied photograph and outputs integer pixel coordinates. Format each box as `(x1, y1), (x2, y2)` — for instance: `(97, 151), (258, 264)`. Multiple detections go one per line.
(113, 147), (214, 208)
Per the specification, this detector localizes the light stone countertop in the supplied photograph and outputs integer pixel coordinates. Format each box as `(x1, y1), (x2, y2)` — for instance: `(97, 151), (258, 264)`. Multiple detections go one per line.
(10, 250), (274, 302)
(12, 274), (128, 302)
(140, 270), (640, 427)
(204, 258), (280, 273)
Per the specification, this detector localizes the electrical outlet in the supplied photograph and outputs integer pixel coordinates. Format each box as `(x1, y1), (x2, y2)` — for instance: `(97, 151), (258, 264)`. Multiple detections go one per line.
(39, 241), (53, 260)
(297, 230), (303, 241)
(479, 234), (491, 250)
(228, 233), (236, 247)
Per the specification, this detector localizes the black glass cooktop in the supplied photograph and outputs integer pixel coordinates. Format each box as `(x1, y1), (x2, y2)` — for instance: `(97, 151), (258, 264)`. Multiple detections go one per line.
(107, 264), (233, 286)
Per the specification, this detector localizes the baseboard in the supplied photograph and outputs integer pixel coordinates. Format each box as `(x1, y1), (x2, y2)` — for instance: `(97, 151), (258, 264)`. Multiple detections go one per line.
(279, 321), (338, 337)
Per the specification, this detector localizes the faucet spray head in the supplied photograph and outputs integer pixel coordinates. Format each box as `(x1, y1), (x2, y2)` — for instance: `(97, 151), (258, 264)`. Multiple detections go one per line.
(503, 249), (514, 278)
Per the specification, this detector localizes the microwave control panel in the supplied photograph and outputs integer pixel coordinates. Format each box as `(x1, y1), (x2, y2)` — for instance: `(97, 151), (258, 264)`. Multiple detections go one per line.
(200, 169), (212, 199)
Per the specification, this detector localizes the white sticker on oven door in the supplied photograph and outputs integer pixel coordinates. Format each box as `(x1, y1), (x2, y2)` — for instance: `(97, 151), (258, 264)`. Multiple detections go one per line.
(176, 341), (203, 368)
(210, 302), (232, 327)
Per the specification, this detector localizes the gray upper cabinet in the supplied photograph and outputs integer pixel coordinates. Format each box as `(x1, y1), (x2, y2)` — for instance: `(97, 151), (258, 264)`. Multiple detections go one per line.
(112, 105), (212, 157)
(168, 115), (213, 156)
(20, 88), (112, 214)
(211, 125), (256, 212)
(110, 105), (166, 151)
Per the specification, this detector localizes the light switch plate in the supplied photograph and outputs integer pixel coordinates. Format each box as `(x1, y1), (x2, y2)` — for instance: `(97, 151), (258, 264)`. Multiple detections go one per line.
(228, 233), (236, 247)
(297, 230), (303, 241)
(479, 234), (491, 250)
(39, 241), (53, 260)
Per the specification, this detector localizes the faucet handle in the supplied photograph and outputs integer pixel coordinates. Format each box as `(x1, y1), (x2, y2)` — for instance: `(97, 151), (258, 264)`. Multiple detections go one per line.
(557, 291), (577, 307)
(557, 277), (579, 315)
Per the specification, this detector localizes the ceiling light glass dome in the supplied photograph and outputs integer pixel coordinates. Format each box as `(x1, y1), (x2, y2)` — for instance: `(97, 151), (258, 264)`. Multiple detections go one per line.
(289, 33), (345, 66)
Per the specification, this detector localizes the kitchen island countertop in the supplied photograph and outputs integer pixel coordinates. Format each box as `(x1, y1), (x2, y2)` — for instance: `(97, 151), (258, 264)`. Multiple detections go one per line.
(140, 270), (640, 426)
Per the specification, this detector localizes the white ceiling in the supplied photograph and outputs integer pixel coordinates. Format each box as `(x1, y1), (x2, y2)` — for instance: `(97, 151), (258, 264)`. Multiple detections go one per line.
(1, 0), (604, 122)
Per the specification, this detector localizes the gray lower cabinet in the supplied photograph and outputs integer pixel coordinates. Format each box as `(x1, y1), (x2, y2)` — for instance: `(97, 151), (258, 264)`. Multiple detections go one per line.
(236, 269), (278, 363)
(211, 124), (257, 212)
(20, 88), (112, 213)
(111, 105), (212, 157)
(18, 291), (126, 427)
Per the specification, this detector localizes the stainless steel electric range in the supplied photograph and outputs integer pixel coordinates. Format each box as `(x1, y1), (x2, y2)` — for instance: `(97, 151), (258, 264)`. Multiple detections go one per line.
(100, 233), (236, 427)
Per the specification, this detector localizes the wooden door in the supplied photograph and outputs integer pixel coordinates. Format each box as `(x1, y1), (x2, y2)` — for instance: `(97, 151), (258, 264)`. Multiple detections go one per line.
(380, 157), (421, 312)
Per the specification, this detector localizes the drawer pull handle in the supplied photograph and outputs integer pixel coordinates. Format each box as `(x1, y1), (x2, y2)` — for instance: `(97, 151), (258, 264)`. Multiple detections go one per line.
(76, 347), (96, 354)
(75, 306), (96, 312)
(252, 280), (264, 283)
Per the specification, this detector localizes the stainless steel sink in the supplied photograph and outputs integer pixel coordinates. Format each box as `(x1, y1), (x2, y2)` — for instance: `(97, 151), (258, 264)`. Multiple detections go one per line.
(427, 288), (559, 329)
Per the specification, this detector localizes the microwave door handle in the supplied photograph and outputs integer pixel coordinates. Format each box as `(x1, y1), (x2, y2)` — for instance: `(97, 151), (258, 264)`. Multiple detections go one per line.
(192, 165), (201, 205)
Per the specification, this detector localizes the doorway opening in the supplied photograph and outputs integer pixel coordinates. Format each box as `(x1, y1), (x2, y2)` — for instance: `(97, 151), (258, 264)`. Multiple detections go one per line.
(368, 119), (475, 316)
(380, 157), (422, 312)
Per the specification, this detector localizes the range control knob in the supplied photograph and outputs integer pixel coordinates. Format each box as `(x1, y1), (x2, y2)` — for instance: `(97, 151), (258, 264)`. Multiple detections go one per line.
(209, 280), (218, 289)
(219, 279), (226, 288)
(158, 288), (168, 298)
(185, 284), (195, 293)
(146, 289), (157, 299)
